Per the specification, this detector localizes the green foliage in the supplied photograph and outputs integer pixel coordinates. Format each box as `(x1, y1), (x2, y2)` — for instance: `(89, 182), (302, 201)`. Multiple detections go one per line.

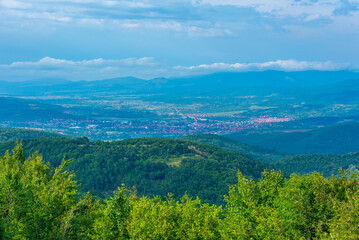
(128, 194), (222, 239)
(0, 143), (77, 239)
(221, 170), (288, 239)
(326, 190), (359, 239)
(60, 194), (103, 239)
(91, 187), (131, 239)
(220, 169), (359, 239)
(276, 173), (333, 239)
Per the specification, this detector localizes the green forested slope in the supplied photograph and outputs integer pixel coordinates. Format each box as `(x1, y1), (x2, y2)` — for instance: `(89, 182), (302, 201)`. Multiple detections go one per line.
(0, 137), (271, 205)
(228, 123), (359, 154)
(181, 134), (286, 163)
(0, 97), (75, 121)
(0, 127), (66, 142)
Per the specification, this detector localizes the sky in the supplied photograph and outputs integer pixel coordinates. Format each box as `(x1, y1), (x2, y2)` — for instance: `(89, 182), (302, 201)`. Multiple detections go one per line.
(0, 0), (359, 81)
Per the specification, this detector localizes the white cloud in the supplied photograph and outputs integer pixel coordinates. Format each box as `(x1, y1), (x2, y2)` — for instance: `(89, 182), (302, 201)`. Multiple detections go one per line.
(0, 57), (355, 82)
(0, 0), (232, 37)
(7, 57), (156, 68)
(142, 20), (232, 36)
(109, 19), (231, 36)
(0, 57), (159, 81)
(175, 60), (352, 72)
(118, 57), (156, 66)
(0, 0), (31, 9)
(1, 0), (357, 40)
(196, 0), (349, 20)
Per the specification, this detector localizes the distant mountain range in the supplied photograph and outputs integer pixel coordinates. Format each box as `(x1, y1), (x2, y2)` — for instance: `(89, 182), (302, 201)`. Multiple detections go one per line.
(1, 70), (359, 97)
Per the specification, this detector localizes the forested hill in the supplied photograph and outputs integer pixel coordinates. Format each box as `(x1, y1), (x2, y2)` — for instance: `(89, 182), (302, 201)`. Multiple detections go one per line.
(0, 97), (76, 121)
(273, 153), (359, 177)
(0, 127), (66, 142)
(181, 134), (286, 163)
(227, 123), (359, 154)
(0, 137), (272, 205)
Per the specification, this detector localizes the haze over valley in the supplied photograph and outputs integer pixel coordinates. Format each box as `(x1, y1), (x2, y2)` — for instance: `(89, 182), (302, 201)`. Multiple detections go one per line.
(2, 70), (359, 142)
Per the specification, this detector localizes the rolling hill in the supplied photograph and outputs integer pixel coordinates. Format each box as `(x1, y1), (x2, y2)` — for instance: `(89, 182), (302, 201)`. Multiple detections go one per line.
(0, 97), (76, 121)
(181, 134), (286, 163)
(0, 137), (272, 205)
(0, 127), (67, 142)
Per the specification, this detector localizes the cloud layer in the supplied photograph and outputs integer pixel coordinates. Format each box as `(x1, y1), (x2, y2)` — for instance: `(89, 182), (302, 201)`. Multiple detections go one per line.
(0, 57), (355, 81)
(0, 0), (233, 37)
(198, 0), (359, 20)
(1, 0), (359, 35)
(176, 60), (351, 72)
(0, 57), (162, 81)
(0, 0), (358, 75)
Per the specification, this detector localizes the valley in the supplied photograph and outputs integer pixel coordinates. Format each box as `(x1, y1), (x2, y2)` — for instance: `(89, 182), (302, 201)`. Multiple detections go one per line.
(2, 71), (359, 140)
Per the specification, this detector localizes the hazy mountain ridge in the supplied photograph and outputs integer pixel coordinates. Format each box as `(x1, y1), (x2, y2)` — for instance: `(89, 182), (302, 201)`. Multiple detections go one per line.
(2, 70), (359, 96)
(227, 122), (359, 154)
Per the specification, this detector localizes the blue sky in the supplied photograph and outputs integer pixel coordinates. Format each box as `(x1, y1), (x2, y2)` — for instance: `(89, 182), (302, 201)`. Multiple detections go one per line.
(0, 0), (359, 81)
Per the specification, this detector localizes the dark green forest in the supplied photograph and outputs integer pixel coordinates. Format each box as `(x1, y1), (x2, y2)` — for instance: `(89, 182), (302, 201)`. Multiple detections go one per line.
(181, 134), (287, 163)
(1, 145), (359, 239)
(184, 133), (359, 176)
(2, 127), (359, 239)
(2, 131), (359, 205)
(0, 127), (65, 142)
(0, 137), (270, 205)
(228, 123), (359, 154)
(274, 153), (359, 177)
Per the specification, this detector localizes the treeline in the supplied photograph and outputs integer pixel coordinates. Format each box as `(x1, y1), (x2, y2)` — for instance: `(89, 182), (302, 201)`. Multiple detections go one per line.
(184, 134), (359, 176)
(0, 127), (65, 142)
(181, 134), (287, 163)
(1, 145), (359, 239)
(274, 153), (359, 177)
(0, 137), (270, 205)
